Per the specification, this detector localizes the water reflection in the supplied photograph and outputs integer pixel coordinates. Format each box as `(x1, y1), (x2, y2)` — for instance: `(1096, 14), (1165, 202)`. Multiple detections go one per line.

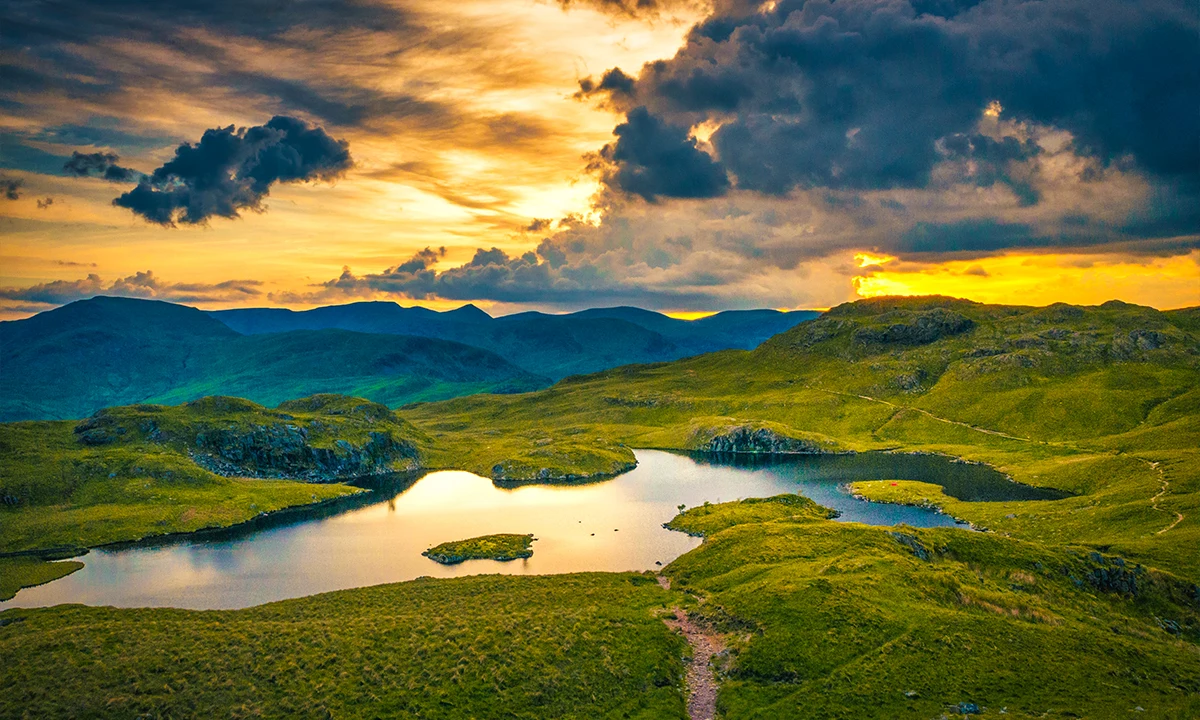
(2, 449), (1055, 610)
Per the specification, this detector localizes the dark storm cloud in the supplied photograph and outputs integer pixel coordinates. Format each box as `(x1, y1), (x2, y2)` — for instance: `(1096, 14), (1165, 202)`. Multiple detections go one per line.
(63, 152), (140, 183)
(939, 133), (1042, 205)
(1, 176), (22, 200)
(595, 0), (1198, 202)
(896, 219), (1043, 255)
(113, 116), (352, 225)
(597, 107), (729, 201)
(576, 68), (637, 102)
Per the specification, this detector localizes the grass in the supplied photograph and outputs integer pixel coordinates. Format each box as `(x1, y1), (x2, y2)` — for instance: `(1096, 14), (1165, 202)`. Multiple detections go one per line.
(401, 297), (1200, 579)
(2, 295), (1198, 717)
(850, 480), (955, 511)
(0, 394), (425, 552)
(0, 573), (685, 720)
(663, 497), (1200, 719)
(0, 558), (84, 602)
(423, 533), (536, 564)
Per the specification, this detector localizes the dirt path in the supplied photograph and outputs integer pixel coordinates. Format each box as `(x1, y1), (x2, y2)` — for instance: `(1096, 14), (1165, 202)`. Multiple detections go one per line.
(658, 577), (724, 720)
(807, 386), (1039, 444)
(1140, 458), (1184, 535)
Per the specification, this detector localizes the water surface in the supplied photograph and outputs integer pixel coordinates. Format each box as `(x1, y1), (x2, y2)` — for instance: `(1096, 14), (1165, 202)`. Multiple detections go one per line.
(3, 449), (1059, 610)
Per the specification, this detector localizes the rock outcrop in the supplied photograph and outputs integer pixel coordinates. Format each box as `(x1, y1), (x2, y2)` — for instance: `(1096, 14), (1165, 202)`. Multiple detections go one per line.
(190, 425), (418, 481)
(702, 426), (827, 454)
(852, 308), (975, 347)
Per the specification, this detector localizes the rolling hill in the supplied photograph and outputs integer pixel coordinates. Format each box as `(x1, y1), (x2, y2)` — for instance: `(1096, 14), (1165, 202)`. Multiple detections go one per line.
(3, 295), (1198, 718)
(0, 297), (546, 422)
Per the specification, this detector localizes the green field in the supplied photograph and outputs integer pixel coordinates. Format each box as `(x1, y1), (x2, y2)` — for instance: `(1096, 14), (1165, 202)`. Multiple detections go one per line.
(0, 574), (686, 719)
(2, 296), (1198, 718)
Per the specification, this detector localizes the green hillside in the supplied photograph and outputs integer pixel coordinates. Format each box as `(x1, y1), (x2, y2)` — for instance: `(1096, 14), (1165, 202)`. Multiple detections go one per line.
(404, 296), (1200, 577)
(3, 296), (1198, 719)
(0, 395), (425, 555)
(0, 297), (547, 422)
(0, 574), (686, 719)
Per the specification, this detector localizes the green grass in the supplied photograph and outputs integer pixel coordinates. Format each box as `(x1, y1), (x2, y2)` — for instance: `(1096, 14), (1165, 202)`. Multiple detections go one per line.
(663, 498), (1200, 719)
(0, 573), (685, 720)
(850, 480), (956, 511)
(2, 297), (1198, 718)
(401, 297), (1200, 579)
(423, 533), (536, 564)
(0, 558), (84, 602)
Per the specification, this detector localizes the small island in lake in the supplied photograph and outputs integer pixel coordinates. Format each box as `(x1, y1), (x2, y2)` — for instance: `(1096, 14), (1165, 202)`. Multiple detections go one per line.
(422, 533), (535, 565)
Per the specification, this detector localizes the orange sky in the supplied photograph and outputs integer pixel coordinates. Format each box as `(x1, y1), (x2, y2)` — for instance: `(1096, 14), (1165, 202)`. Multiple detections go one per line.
(1, 0), (1196, 319)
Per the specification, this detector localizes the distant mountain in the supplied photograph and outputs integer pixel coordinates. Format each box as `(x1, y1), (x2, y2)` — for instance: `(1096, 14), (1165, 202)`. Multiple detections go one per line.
(212, 302), (821, 379)
(0, 297), (546, 422)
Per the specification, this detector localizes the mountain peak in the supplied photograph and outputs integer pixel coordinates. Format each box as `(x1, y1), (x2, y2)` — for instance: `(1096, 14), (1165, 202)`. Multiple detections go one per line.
(445, 303), (492, 322)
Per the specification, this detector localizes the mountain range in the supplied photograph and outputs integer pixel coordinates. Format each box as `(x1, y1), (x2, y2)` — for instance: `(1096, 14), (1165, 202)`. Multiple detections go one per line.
(0, 297), (818, 421)
(210, 302), (819, 379)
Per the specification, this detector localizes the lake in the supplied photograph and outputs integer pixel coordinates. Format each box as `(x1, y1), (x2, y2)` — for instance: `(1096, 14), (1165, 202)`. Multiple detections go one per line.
(2, 449), (1064, 610)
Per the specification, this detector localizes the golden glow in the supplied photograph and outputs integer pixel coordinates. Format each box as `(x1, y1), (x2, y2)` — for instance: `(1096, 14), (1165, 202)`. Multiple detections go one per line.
(984, 100), (1003, 118)
(664, 310), (719, 321)
(0, 0), (703, 316)
(853, 250), (1200, 309)
(854, 252), (896, 268)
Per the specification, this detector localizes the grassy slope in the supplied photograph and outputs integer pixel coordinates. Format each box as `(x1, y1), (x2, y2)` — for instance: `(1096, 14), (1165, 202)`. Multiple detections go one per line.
(405, 297), (1200, 578)
(0, 573), (685, 720)
(0, 395), (430, 552)
(3, 296), (1199, 718)
(664, 497), (1200, 719)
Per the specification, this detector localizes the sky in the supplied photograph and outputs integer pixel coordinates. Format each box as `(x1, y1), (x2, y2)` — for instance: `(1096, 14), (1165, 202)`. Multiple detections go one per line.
(1, 0), (1197, 319)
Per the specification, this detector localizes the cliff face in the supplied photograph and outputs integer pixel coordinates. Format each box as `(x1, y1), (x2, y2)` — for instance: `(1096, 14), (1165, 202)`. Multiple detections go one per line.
(189, 425), (419, 480)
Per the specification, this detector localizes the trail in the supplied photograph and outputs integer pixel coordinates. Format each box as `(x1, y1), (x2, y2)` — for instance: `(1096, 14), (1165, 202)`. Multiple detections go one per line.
(807, 386), (1039, 444)
(810, 385), (1187, 534)
(658, 577), (723, 720)
(1140, 458), (1184, 535)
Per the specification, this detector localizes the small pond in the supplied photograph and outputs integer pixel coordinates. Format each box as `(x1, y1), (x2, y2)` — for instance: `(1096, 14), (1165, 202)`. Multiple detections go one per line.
(2, 449), (1064, 610)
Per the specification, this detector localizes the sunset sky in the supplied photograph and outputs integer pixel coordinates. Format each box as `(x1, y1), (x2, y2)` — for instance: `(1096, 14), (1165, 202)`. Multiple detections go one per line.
(1, 0), (1197, 319)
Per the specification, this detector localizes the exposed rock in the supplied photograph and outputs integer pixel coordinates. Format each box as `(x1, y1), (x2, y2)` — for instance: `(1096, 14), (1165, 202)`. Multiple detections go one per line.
(1083, 553), (1146, 596)
(888, 531), (932, 561)
(703, 427), (826, 454)
(190, 425), (417, 481)
(852, 309), (975, 347)
(891, 369), (927, 392)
